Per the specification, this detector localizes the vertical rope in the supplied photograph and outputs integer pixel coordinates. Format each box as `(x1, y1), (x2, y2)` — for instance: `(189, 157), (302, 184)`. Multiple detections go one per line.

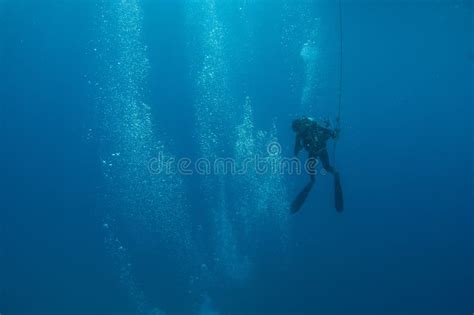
(333, 0), (343, 168)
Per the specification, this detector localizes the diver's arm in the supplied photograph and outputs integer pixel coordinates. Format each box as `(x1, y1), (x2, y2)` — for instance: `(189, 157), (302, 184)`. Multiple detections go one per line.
(322, 126), (338, 140)
(329, 128), (341, 141)
(294, 136), (303, 156)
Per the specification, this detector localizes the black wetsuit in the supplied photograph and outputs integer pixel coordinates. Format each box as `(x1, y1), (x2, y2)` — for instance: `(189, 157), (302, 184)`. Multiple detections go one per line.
(291, 118), (343, 213)
(294, 122), (336, 180)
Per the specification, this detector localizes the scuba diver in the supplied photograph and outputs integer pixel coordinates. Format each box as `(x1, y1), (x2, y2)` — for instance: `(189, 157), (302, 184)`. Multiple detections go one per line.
(291, 116), (344, 214)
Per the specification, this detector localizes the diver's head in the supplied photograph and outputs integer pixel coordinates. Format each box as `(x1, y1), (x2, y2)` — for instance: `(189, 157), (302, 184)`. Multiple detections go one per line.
(292, 116), (314, 133)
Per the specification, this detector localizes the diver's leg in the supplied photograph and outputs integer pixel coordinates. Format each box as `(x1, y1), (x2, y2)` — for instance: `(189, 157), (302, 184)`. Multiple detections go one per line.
(319, 149), (344, 211)
(291, 153), (316, 214)
(291, 178), (315, 214)
(319, 149), (335, 174)
(291, 153), (318, 213)
(307, 153), (318, 182)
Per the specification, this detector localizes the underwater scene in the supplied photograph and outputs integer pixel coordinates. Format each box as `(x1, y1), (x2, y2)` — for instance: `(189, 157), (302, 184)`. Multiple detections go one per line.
(0, 0), (473, 314)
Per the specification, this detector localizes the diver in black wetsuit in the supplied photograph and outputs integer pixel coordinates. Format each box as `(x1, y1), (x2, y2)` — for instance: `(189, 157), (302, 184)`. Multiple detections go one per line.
(291, 116), (344, 213)
(293, 117), (337, 180)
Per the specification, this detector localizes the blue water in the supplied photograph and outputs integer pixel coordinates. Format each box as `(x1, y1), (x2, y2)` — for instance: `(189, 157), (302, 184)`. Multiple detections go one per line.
(0, 1), (473, 315)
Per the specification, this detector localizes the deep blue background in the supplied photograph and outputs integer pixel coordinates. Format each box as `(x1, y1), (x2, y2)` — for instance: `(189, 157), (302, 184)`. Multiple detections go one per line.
(0, 1), (472, 315)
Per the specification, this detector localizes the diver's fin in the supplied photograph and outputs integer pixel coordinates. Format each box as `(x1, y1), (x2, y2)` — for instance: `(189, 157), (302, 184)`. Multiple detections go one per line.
(334, 172), (344, 212)
(291, 181), (314, 214)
